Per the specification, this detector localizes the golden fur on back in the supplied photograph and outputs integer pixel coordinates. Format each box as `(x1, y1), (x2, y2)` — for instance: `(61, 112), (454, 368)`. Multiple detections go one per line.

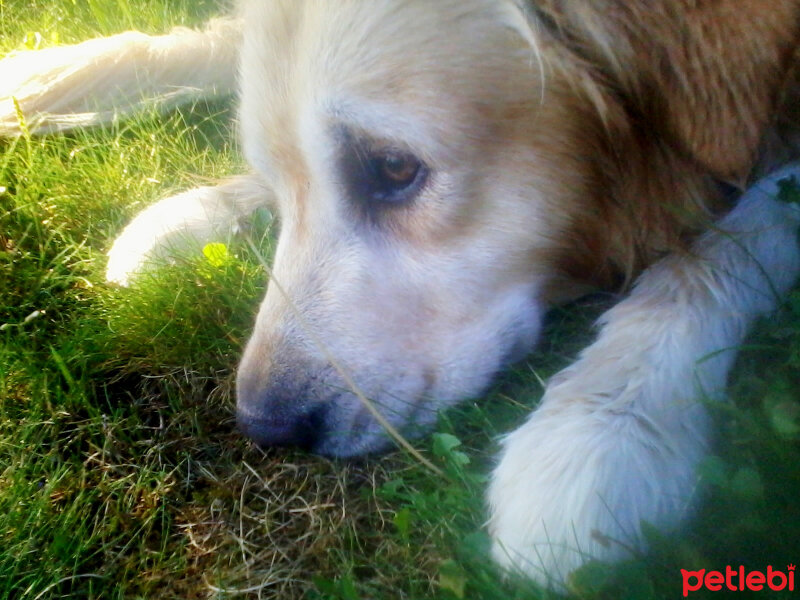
(519, 0), (800, 292)
(3, 0), (800, 589)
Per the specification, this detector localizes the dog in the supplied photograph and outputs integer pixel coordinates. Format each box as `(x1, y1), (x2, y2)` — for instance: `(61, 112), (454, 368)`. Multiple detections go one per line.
(3, 0), (800, 588)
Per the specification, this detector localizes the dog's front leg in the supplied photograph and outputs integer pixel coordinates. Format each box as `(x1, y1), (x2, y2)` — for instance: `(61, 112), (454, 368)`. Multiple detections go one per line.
(106, 174), (271, 285)
(488, 163), (800, 588)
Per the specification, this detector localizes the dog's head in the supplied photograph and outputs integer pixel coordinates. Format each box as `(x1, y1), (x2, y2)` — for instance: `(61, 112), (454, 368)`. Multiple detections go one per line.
(234, 0), (798, 455)
(235, 0), (567, 456)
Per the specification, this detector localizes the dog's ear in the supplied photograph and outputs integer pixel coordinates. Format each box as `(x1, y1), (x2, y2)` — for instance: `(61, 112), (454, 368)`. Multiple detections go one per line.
(529, 0), (800, 185)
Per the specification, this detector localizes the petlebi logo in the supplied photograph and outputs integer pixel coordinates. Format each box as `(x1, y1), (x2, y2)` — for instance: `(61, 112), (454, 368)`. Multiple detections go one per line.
(682, 564), (796, 596)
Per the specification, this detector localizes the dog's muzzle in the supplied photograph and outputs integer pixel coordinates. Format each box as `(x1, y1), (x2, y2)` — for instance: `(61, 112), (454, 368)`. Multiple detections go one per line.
(236, 401), (328, 450)
(236, 362), (331, 451)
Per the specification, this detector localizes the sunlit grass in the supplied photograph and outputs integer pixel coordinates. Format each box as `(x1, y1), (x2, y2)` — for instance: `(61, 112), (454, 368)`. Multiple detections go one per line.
(1, 2), (799, 599)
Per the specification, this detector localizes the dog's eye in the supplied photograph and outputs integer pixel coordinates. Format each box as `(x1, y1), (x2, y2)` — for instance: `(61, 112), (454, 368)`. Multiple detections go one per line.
(366, 150), (427, 202)
(373, 151), (420, 188)
(338, 128), (429, 211)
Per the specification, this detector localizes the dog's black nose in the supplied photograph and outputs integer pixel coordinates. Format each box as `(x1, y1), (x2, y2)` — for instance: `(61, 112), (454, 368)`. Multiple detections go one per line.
(236, 403), (325, 450)
(236, 340), (333, 451)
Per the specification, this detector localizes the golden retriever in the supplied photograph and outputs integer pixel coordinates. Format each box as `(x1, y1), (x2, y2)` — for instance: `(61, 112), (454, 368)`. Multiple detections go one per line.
(3, 0), (800, 587)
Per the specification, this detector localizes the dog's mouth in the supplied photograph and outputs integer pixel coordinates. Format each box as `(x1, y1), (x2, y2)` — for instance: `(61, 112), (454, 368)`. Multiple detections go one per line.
(235, 353), (443, 457)
(234, 280), (545, 458)
(235, 332), (538, 458)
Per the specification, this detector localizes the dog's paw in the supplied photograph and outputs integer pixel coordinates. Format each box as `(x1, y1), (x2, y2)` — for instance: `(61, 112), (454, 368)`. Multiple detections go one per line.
(106, 176), (271, 285)
(106, 190), (211, 285)
(106, 184), (258, 285)
(487, 376), (708, 589)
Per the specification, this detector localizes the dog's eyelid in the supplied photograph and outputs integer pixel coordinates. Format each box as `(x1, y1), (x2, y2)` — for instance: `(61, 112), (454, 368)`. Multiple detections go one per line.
(339, 126), (409, 158)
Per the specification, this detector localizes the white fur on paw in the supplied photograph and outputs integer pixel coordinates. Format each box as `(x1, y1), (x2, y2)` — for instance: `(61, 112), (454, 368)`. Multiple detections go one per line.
(106, 186), (239, 285)
(487, 385), (707, 588)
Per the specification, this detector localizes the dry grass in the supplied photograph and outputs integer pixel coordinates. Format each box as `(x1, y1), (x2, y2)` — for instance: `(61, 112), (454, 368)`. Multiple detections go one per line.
(2, 4), (800, 600)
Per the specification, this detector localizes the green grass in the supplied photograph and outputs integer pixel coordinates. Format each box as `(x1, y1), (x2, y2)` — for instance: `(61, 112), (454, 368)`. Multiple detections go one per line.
(2, 2), (800, 599)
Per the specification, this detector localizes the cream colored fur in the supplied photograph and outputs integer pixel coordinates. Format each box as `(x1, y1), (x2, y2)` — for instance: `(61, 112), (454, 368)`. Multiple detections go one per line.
(489, 163), (800, 584)
(2, 0), (799, 590)
(0, 18), (239, 135)
(105, 175), (270, 285)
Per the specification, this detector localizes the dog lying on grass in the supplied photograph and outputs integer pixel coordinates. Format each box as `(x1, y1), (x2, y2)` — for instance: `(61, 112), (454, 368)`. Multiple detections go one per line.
(2, 0), (800, 588)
